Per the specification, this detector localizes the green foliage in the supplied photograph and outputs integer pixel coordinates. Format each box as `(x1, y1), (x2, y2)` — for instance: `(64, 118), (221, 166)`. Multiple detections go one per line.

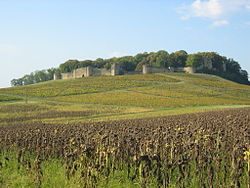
(204, 70), (250, 85)
(93, 58), (106, 68)
(10, 50), (250, 87)
(169, 50), (188, 67)
(4, 74), (179, 98)
(153, 50), (170, 67)
(116, 56), (136, 72)
(186, 53), (203, 67)
(0, 94), (22, 102)
(2, 74), (250, 110)
(11, 68), (58, 86)
(144, 50), (170, 67)
(11, 79), (23, 87)
(79, 60), (93, 68)
(186, 52), (249, 85)
(59, 59), (80, 73)
(226, 58), (241, 73)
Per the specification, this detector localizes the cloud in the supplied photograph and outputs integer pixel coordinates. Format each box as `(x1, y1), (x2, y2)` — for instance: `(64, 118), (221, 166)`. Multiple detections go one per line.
(212, 20), (229, 26)
(185, 0), (222, 19)
(179, 0), (250, 26)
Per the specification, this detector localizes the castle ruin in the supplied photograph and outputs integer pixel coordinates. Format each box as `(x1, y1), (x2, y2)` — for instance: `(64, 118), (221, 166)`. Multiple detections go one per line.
(54, 64), (121, 80)
(54, 61), (226, 80)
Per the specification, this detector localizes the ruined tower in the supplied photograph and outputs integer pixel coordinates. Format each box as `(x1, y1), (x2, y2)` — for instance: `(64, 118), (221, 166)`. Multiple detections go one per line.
(53, 73), (61, 80)
(111, 63), (120, 76)
(142, 65), (149, 74)
(86, 66), (93, 77)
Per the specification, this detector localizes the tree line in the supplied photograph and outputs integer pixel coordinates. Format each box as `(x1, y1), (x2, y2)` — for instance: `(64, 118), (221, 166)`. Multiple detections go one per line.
(11, 69), (57, 87)
(11, 50), (250, 86)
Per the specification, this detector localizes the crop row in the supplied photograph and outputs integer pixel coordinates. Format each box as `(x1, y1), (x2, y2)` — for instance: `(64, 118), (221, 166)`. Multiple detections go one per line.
(1, 108), (250, 187)
(52, 89), (250, 108)
(0, 74), (179, 97)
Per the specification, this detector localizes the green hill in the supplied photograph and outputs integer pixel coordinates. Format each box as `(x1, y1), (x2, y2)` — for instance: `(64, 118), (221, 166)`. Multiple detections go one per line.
(0, 73), (250, 125)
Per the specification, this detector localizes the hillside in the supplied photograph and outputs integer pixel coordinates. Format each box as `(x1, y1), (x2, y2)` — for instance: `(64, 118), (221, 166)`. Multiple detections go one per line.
(11, 50), (250, 87)
(0, 73), (250, 125)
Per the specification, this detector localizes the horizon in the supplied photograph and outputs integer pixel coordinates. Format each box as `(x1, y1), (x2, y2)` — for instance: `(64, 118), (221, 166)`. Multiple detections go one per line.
(1, 0), (250, 88)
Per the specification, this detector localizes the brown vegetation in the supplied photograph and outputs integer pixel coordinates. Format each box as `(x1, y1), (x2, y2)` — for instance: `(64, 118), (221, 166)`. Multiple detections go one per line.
(0, 108), (250, 187)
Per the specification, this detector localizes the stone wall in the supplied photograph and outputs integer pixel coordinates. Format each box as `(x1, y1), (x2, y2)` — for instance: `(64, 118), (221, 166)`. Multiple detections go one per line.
(74, 67), (88, 78)
(99, 68), (111, 76)
(61, 66), (93, 79)
(183, 67), (195, 74)
(61, 72), (74, 80)
(56, 63), (199, 81)
(123, 71), (141, 75)
(53, 74), (61, 80)
(142, 65), (169, 74)
(111, 64), (121, 76)
(173, 67), (185, 73)
(143, 65), (195, 74)
(57, 64), (118, 80)
(92, 68), (111, 76)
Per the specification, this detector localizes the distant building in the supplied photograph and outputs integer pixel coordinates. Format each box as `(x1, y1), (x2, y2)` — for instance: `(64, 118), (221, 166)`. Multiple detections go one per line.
(54, 64), (121, 80)
(54, 61), (225, 80)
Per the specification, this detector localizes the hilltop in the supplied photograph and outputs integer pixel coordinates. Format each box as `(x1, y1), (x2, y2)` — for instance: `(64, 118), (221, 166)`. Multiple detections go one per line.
(10, 50), (250, 87)
(0, 73), (250, 125)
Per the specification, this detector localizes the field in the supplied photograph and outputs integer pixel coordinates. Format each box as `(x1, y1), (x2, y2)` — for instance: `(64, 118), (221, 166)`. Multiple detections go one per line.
(1, 108), (250, 187)
(0, 73), (250, 124)
(0, 73), (250, 187)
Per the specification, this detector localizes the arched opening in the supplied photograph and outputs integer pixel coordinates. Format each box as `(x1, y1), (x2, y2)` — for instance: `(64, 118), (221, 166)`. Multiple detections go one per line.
(82, 74), (85, 78)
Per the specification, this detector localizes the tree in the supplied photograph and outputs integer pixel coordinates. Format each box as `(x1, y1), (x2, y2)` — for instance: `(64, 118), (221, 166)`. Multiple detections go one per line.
(79, 60), (93, 68)
(169, 50), (188, 67)
(134, 52), (148, 64)
(155, 50), (170, 68)
(226, 59), (241, 73)
(22, 75), (34, 85)
(186, 54), (203, 67)
(94, 58), (105, 68)
(59, 60), (80, 73)
(117, 56), (136, 71)
(47, 68), (57, 80)
(10, 50), (250, 86)
(11, 78), (23, 86)
(198, 52), (224, 71)
(145, 51), (169, 67)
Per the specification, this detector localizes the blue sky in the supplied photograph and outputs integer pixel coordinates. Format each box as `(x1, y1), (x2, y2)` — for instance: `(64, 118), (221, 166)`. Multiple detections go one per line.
(0, 0), (250, 88)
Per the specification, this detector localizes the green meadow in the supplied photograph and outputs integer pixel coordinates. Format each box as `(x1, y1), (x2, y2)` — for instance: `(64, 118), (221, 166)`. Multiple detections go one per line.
(0, 73), (249, 125)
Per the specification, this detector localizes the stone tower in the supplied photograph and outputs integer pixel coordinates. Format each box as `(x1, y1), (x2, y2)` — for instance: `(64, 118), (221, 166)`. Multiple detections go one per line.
(142, 65), (149, 74)
(111, 63), (120, 76)
(86, 66), (93, 77)
(53, 73), (61, 80)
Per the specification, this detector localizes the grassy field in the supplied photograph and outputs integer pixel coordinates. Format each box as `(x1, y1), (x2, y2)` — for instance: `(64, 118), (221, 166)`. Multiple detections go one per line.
(0, 73), (249, 125)
(0, 94), (22, 102)
(1, 73), (250, 187)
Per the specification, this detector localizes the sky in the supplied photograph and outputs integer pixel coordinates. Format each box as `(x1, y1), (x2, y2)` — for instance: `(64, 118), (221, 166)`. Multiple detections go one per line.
(0, 0), (250, 88)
